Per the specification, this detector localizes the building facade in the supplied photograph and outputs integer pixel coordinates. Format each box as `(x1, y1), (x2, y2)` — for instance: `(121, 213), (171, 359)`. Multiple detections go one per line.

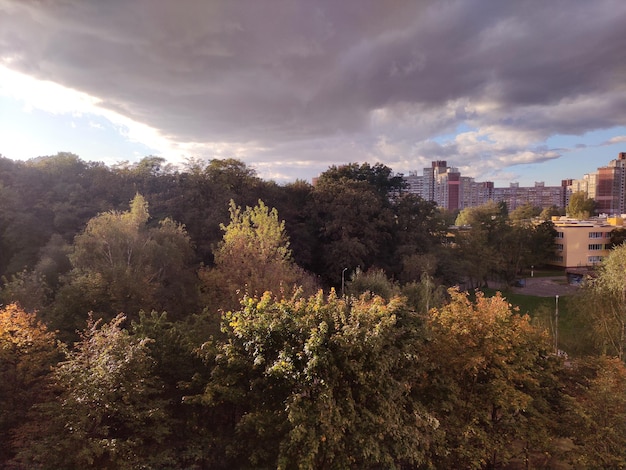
(549, 218), (616, 268)
(564, 152), (626, 215)
(403, 161), (564, 211)
(492, 182), (564, 211)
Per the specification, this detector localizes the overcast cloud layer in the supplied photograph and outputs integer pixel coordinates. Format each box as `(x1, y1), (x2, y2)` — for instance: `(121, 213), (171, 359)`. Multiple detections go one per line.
(1, 0), (626, 182)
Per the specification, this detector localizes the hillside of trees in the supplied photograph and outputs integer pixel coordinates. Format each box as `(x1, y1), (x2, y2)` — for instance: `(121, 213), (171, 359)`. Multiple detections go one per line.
(1, 153), (626, 469)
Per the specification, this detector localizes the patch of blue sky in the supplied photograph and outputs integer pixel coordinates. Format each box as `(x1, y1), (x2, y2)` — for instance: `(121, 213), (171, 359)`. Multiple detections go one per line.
(546, 127), (626, 181)
(509, 127), (626, 187)
(0, 95), (156, 164)
(430, 123), (476, 144)
(545, 126), (626, 149)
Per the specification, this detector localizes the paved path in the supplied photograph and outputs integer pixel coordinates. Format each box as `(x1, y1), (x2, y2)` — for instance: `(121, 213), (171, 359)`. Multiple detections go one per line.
(502, 276), (581, 297)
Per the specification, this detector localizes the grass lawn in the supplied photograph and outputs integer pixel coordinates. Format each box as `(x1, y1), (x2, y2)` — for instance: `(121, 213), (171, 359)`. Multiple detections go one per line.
(478, 288), (593, 357)
(479, 288), (557, 315)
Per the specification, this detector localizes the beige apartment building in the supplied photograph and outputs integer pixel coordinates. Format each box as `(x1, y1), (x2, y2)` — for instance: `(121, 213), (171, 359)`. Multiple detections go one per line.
(550, 218), (620, 268)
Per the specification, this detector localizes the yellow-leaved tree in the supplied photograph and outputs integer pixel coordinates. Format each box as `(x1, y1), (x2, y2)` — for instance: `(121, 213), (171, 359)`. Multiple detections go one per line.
(0, 303), (61, 464)
(419, 289), (561, 469)
(200, 200), (317, 312)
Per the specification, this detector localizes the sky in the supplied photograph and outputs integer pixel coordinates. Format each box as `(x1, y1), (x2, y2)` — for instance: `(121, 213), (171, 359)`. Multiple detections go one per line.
(1, 0), (626, 186)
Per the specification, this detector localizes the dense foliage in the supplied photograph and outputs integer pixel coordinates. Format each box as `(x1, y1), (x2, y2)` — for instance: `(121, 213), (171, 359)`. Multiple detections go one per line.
(0, 153), (623, 468)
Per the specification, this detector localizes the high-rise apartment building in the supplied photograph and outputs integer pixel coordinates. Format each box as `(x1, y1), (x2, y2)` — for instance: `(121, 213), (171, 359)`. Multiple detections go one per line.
(403, 161), (563, 211)
(565, 173), (598, 207)
(411, 161), (467, 210)
(404, 153), (626, 213)
(492, 182), (563, 210)
(564, 152), (626, 215)
(406, 161), (497, 210)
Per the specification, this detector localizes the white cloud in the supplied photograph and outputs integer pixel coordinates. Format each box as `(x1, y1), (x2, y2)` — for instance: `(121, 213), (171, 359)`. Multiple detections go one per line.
(0, 64), (184, 161)
(604, 135), (626, 146)
(0, 65), (99, 115)
(1, 1), (625, 183)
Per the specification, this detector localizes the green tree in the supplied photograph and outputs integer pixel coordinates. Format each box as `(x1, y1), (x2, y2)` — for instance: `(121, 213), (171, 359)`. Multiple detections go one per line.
(579, 244), (626, 359)
(455, 200), (508, 228)
(454, 201), (555, 286)
(0, 153), (113, 279)
(307, 162), (411, 285)
(265, 179), (317, 272)
(130, 155), (173, 176)
(205, 158), (261, 192)
(493, 221), (556, 285)
(539, 205), (564, 221)
(174, 158), (264, 264)
(567, 191), (595, 219)
(310, 178), (395, 284)
(420, 289), (560, 469)
(609, 226), (626, 248)
(199, 290), (437, 469)
(52, 194), (197, 334)
(315, 162), (406, 199)
(130, 311), (213, 468)
(509, 203), (541, 224)
(110, 156), (181, 221)
(1, 269), (52, 314)
(1, 234), (72, 313)
(526, 221), (558, 268)
(345, 267), (399, 300)
(0, 175), (53, 275)
(12, 314), (168, 470)
(562, 356), (626, 468)
(400, 275), (448, 314)
(391, 194), (447, 281)
(454, 202), (506, 287)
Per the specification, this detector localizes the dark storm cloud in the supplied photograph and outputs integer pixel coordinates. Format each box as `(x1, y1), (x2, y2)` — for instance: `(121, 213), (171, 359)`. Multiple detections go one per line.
(1, 0), (626, 180)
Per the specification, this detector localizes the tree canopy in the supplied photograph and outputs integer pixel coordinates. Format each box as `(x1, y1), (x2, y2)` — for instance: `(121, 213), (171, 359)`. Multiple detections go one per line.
(0, 304), (61, 463)
(420, 289), (559, 469)
(1, 153), (620, 469)
(200, 289), (435, 469)
(200, 199), (317, 313)
(52, 193), (196, 333)
(567, 191), (596, 219)
(12, 314), (168, 469)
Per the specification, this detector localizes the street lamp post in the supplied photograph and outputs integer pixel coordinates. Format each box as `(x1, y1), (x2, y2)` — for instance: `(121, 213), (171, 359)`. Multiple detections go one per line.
(555, 294), (559, 355)
(531, 265), (534, 278)
(341, 267), (348, 298)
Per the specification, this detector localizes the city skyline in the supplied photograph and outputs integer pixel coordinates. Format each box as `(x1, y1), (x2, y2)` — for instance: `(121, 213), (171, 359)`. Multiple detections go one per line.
(403, 152), (626, 213)
(1, 1), (626, 185)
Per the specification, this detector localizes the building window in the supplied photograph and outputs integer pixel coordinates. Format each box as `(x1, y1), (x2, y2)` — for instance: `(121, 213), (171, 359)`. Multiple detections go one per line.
(605, 244), (613, 250)
(552, 255), (564, 262)
(588, 255), (603, 263)
(588, 244), (603, 250)
(555, 232), (564, 238)
(556, 243), (564, 251)
(589, 232), (604, 238)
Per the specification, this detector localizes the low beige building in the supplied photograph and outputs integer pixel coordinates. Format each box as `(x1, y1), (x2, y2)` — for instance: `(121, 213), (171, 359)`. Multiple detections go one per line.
(550, 217), (619, 268)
